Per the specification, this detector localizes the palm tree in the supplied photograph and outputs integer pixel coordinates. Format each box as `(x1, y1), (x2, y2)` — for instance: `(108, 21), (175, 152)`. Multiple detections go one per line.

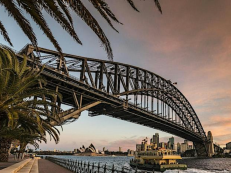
(0, 45), (61, 162)
(0, 0), (162, 61)
(1, 127), (51, 160)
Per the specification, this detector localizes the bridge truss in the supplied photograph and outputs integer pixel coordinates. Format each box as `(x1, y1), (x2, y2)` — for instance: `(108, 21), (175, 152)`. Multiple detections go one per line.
(18, 45), (209, 156)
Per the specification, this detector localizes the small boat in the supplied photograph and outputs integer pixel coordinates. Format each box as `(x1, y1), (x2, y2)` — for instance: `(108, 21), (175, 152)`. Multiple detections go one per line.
(130, 149), (187, 172)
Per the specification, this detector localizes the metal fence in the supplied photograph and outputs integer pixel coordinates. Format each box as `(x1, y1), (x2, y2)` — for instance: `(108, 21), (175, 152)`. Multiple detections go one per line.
(45, 156), (153, 173)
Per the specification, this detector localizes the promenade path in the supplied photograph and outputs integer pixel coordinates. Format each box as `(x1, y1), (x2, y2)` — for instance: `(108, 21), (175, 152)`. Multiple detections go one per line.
(38, 159), (71, 173)
(0, 155), (27, 170)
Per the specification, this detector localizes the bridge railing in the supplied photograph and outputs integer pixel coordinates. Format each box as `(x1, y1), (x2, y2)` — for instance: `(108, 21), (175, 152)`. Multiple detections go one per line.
(45, 156), (153, 173)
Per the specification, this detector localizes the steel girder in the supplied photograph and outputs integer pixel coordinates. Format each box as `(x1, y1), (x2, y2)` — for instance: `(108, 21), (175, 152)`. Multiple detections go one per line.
(18, 45), (207, 143)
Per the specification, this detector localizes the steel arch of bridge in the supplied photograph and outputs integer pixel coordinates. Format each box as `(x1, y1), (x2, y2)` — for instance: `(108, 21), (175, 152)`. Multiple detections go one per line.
(18, 45), (208, 155)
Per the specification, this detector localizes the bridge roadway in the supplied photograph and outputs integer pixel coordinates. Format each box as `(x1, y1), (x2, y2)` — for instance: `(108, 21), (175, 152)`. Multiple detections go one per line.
(17, 45), (209, 156)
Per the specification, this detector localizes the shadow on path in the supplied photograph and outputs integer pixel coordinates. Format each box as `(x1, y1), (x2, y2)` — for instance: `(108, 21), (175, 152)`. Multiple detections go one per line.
(38, 159), (72, 173)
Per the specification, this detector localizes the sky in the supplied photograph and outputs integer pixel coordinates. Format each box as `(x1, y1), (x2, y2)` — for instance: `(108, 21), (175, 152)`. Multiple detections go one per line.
(0, 0), (231, 151)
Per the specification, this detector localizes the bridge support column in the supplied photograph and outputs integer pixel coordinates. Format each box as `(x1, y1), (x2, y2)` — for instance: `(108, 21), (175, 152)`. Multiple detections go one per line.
(193, 142), (208, 157)
(207, 131), (214, 157)
(194, 131), (215, 157)
(51, 101), (102, 126)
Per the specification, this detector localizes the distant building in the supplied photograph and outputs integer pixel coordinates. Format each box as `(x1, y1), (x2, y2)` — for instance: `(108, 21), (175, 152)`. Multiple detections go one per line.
(184, 140), (188, 149)
(54, 149), (57, 152)
(127, 150), (135, 156)
(153, 133), (159, 146)
(180, 143), (188, 153)
(119, 147), (122, 152)
(177, 142), (181, 153)
(74, 149), (77, 153)
(173, 144), (177, 151)
(167, 142), (171, 149)
(169, 137), (174, 149)
(160, 142), (165, 148)
(188, 145), (193, 150)
(226, 142), (231, 149)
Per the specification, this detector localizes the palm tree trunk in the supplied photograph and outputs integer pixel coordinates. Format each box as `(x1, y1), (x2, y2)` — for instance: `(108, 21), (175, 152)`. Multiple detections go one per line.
(0, 137), (11, 162)
(18, 142), (27, 159)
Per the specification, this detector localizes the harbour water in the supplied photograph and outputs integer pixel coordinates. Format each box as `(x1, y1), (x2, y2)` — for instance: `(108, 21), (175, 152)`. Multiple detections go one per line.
(47, 155), (231, 172)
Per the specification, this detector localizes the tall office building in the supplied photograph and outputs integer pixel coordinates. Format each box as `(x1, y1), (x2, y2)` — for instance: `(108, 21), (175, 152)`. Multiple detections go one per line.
(119, 147), (122, 152)
(184, 139), (188, 150)
(153, 133), (159, 146)
(160, 142), (165, 148)
(169, 136), (174, 149)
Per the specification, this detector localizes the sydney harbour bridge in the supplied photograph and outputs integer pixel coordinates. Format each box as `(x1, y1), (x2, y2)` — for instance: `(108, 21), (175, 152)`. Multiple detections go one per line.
(17, 44), (218, 157)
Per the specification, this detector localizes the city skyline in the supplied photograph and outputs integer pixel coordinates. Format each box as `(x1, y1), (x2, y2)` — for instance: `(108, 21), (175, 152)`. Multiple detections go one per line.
(1, 0), (231, 151)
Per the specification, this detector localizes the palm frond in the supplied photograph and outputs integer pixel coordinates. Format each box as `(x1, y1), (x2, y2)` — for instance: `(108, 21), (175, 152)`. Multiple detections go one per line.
(0, 20), (13, 46)
(126, 0), (139, 12)
(16, 1), (62, 53)
(154, 0), (162, 14)
(68, 0), (113, 60)
(88, 0), (121, 31)
(38, 0), (82, 44)
(56, 1), (74, 26)
(0, 1), (37, 48)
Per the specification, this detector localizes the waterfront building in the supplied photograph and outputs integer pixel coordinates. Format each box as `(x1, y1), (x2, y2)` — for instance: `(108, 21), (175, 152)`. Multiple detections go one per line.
(184, 140), (189, 149)
(153, 133), (159, 146)
(226, 142), (231, 149)
(224, 149), (231, 154)
(74, 149), (77, 153)
(119, 147), (122, 152)
(180, 143), (188, 153)
(76, 143), (98, 153)
(177, 142), (181, 153)
(173, 144), (177, 151)
(188, 145), (193, 150)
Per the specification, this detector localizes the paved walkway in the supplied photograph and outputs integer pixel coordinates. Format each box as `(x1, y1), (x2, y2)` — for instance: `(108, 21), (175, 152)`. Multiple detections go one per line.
(38, 159), (72, 173)
(0, 155), (28, 170)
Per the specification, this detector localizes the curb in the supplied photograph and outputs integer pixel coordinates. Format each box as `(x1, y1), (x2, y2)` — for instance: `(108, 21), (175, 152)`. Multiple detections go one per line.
(0, 159), (31, 173)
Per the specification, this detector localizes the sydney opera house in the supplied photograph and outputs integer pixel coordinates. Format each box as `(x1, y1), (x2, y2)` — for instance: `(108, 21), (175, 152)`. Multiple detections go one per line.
(76, 143), (102, 154)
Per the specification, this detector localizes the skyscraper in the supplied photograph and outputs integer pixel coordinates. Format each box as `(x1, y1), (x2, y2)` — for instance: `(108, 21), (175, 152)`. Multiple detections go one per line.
(169, 136), (174, 149)
(153, 133), (159, 146)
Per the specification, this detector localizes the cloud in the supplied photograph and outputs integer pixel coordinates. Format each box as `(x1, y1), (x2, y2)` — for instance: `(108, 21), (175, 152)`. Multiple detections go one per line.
(204, 116), (231, 127)
(213, 133), (231, 145)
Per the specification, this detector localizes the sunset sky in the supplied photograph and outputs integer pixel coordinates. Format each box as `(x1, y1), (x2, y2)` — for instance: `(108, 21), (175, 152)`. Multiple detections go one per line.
(1, 0), (231, 151)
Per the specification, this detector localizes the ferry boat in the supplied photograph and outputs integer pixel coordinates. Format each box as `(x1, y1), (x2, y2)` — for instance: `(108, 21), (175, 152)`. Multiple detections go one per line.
(130, 149), (187, 172)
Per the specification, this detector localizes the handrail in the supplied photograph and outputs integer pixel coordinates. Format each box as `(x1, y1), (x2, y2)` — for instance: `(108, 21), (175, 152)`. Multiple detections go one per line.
(45, 156), (153, 173)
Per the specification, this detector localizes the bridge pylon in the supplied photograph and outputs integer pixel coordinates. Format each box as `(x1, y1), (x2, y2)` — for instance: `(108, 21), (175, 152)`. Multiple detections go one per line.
(206, 131), (214, 157)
